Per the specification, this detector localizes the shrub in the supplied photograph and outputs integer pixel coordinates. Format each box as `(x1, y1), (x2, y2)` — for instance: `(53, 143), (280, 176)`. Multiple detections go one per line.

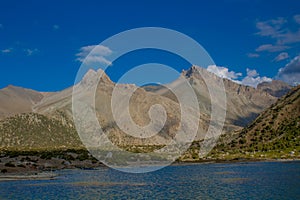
(4, 162), (15, 167)
(17, 164), (26, 168)
(239, 138), (246, 144)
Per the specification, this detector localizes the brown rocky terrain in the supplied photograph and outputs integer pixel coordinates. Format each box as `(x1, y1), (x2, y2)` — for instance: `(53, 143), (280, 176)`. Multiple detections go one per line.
(0, 85), (45, 119)
(257, 80), (292, 98)
(0, 66), (289, 148)
(0, 66), (294, 172)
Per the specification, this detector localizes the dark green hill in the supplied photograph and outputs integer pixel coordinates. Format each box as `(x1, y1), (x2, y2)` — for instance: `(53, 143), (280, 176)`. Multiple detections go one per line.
(210, 85), (300, 160)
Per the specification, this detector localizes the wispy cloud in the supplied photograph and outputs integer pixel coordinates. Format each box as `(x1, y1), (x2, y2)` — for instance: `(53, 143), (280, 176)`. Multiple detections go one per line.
(276, 55), (300, 86)
(256, 17), (286, 38)
(247, 53), (260, 58)
(255, 15), (300, 45)
(278, 30), (300, 44)
(76, 45), (112, 65)
(53, 24), (59, 30)
(0, 24), (3, 29)
(207, 65), (272, 88)
(24, 48), (38, 56)
(294, 15), (300, 24)
(255, 44), (289, 52)
(274, 52), (289, 62)
(251, 15), (300, 58)
(1, 48), (12, 53)
(1, 47), (40, 56)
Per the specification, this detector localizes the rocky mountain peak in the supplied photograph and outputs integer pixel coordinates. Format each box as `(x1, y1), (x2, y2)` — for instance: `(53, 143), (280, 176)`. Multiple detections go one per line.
(80, 68), (113, 89)
(182, 65), (204, 78)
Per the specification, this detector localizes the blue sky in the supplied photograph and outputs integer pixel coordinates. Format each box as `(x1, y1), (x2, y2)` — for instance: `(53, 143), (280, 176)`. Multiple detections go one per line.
(0, 0), (300, 91)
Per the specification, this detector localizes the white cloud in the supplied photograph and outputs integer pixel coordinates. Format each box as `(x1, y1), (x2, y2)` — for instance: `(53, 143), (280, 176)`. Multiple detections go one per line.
(53, 25), (59, 30)
(274, 52), (289, 62)
(76, 45), (112, 65)
(1, 48), (12, 53)
(241, 68), (272, 87)
(241, 76), (272, 88)
(24, 48), (38, 56)
(247, 53), (260, 58)
(246, 68), (259, 77)
(255, 44), (289, 52)
(277, 55), (300, 86)
(294, 15), (300, 24)
(207, 65), (272, 88)
(207, 65), (242, 80)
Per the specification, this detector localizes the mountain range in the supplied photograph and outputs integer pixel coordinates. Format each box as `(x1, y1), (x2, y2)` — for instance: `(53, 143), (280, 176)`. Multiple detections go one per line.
(0, 66), (293, 151)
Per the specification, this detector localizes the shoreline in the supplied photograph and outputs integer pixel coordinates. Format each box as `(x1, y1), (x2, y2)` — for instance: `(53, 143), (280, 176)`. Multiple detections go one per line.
(0, 171), (58, 181)
(176, 157), (300, 164)
(1, 158), (299, 181)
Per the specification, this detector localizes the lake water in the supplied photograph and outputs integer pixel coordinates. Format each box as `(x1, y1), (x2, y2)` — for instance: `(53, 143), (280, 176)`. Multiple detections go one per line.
(0, 161), (299, 199)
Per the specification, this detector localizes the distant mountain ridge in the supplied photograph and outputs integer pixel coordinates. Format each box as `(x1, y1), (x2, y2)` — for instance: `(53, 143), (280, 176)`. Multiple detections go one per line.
(0, 85), (45, 119)
(0, 66), (293, 150)
(154, 66), (283, 127)
(257, 80), (292, 98)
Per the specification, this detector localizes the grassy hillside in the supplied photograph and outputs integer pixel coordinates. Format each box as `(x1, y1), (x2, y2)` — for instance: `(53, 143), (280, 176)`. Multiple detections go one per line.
(0, 112), (83, 151)
(209, 85), (300, 160)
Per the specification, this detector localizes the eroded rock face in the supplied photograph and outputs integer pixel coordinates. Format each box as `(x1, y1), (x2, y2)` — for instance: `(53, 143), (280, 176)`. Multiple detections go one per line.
(178, 66), (278, 126)
(0, 66), (291, 149)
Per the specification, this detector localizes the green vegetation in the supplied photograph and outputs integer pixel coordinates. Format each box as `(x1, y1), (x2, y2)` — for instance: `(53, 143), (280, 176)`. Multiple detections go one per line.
(0, 112), (83, 151)
(0, 148), (92, 161)
(207, 86), (300, 161)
